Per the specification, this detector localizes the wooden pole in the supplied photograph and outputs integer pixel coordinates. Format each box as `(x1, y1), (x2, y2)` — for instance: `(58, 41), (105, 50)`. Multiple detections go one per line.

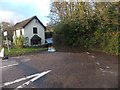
(6, 36), (10, 52)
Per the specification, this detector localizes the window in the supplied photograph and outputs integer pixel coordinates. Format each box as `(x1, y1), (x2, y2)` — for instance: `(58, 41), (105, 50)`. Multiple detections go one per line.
(33, 27), (37, 34)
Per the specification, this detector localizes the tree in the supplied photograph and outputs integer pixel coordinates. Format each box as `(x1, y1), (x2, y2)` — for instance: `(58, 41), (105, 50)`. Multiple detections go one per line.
(0, 21), (14, 42)
(49, 1), (119, 54)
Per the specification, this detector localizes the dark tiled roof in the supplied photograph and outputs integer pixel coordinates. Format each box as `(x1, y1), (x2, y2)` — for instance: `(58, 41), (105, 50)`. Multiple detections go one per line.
(14, 16), (46, 30)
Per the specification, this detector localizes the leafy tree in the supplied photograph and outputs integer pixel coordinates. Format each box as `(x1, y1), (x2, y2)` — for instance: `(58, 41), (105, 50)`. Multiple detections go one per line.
(49, 1), (119, 54)
(0, 22), (14, 42)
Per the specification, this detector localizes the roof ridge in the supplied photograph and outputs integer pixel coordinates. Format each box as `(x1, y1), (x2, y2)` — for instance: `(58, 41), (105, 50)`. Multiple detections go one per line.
(14, 16), (46, 30)
(15, 16), (34, 25)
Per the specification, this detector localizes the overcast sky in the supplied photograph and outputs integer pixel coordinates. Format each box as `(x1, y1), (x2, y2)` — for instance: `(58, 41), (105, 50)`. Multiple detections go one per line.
(0, 0), (51, 26)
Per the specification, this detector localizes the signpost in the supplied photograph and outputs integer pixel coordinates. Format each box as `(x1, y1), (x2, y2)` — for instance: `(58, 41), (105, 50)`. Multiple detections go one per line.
(3, 31), (10, 52)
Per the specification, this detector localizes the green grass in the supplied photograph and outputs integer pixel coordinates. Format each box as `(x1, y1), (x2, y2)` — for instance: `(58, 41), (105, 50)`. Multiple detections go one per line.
(4, 47), (47, 57)
(0, 47), (2, 50)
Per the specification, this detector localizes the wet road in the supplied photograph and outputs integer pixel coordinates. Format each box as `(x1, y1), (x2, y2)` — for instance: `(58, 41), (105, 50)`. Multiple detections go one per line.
(0, 51), (118, 89)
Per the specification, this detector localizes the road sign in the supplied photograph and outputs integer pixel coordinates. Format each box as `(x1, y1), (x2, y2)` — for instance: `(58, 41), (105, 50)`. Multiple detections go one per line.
(3, 31), (7, 36)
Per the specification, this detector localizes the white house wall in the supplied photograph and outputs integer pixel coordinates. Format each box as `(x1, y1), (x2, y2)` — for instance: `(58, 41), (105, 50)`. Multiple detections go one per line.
(16, 29), (21, 37)
(24, 18), (45, 46)
(13, 28), (24, 38)
(21, 29), (24, 35)
(13, 31), (15, 43)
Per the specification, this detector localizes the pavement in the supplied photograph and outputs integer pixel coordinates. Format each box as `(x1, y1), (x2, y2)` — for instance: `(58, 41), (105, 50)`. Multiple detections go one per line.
(0, 51), (118, 89)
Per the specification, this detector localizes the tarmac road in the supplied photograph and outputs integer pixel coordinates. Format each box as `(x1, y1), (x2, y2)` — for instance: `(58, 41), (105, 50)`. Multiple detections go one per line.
(0, 51), (118, 89)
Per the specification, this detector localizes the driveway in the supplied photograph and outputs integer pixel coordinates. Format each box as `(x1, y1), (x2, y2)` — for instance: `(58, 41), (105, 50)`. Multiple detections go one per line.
(0, 51), (118, 88)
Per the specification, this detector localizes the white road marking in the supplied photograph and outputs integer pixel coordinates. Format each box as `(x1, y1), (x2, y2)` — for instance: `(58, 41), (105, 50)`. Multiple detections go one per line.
(13, 57), (21, 59)
(100, 68), (104, 71)
(106, 66), (110, 69)
(16, 70), (51, 89)
(0, 63), (19, 69)
(1, 58), (31, 69)
(101, 70), (115, 74)
(91, 55), (95, 58)
(96, 62), (100, 65)
(0, 70), (51, 88)
(86, 52), (90, 54)
(3, 73), (40, 87)
(21, 58), (31, 62)
(99, 68), (117, 75)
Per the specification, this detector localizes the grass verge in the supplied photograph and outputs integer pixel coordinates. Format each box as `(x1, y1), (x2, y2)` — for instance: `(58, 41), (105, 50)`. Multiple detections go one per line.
(4, 47), (47, 57)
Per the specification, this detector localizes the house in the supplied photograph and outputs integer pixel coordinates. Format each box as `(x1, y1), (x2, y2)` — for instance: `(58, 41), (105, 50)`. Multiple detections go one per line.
(13, 16), (46, 46)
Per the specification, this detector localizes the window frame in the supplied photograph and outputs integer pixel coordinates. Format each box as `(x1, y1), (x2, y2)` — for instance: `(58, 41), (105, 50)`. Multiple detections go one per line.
(33, 27), (38, 34)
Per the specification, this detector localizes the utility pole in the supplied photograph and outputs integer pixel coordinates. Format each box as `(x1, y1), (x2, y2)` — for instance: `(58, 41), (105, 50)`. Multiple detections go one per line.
(6, 35), (10, 52)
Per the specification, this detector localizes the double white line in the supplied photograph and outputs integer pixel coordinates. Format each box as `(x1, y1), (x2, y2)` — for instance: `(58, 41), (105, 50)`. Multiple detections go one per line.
(1, 70), (51, 89)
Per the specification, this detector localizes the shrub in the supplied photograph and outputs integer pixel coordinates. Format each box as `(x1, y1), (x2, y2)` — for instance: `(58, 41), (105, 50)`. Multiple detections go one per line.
(91, 31), (119, 55)
(24, 37), (29, 46)
(14, 35), (24, 48)
(105, 32), (119, 54)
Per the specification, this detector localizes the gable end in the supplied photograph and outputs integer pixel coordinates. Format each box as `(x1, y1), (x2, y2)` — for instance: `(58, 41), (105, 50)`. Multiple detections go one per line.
(23, 16), (46, 30)
(14, 16), (46, 30)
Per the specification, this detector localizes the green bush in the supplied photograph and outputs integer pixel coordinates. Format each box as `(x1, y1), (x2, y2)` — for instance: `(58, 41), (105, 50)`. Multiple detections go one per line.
(91, 31), (119, 55)
(24, 37), (29, 46)
(53, 18), (119, 55)
(14, 35), (24, 48)
(54, 23), (119, 55)
(105, 32), (119, 54)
